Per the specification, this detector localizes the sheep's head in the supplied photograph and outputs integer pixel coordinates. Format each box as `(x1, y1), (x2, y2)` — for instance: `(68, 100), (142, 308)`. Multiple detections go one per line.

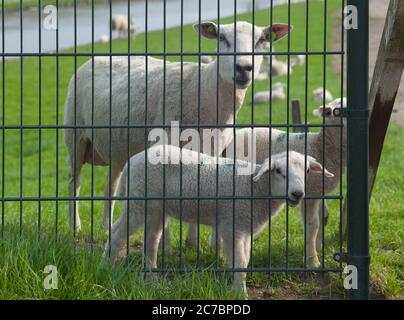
(313, 97), (347, 124)
(253, 151), (334, 207)
(193, 21), (291, 89)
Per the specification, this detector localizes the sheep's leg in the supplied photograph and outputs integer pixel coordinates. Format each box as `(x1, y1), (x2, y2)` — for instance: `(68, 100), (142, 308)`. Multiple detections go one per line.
(67, 138), (87, 231)
(185, 223), (197, 247)
(209, 227), (221, 253)
(104, 200), (144, 262)
(158, 223), (171, 253)
(144, 214), (165, 281)
(102, 166), (122, 230)
(300, 199), (321, 268)
(316, 201), (328, 251)
(222, 232), (249, 296)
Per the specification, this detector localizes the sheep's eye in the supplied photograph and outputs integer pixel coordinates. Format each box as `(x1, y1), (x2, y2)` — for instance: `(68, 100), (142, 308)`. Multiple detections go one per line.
(219, 34), (230, 47)
(307, 168), (310, 174)
(276, 168), (282, 175)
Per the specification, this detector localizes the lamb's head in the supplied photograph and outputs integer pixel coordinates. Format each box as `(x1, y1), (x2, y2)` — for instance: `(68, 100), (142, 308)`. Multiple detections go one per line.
(193, 21), (291, 89)
(253, 151), (334, 207)
(313, 97), (347, 125)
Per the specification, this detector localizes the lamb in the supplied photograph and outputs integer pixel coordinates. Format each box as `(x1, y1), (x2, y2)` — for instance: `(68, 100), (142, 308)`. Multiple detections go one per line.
(262, 56), (293, 77)
(253, 82), (286, 103)
(112, 15), (137, 38)
(103, 145), (333, 295)
(186, 98), (347, 268)
(200, 56), (213, 64)
(313, 87), (334, 102)
(63, 21), (291, 231)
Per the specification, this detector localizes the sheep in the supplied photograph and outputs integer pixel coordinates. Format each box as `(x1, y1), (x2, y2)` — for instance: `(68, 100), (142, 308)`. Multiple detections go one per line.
(112, 15), (137, 38)
(253, 82), (286, 104)
(313, 87), (334, 102)
(262, 56), (293, 77)
(99, 34), (109, 44)
(103, 145), (333, 295)
(186, 98), (347, 268)
(291, 54), (306, 66)
(63, 21), (292, 231)
(200, 56), (213, 64)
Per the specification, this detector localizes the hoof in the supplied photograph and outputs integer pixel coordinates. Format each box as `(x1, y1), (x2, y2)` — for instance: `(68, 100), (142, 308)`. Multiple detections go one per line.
(307, 256), (321, 269)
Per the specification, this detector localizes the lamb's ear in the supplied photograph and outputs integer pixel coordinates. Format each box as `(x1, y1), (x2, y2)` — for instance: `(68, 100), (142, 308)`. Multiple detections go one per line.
(253, 158), (274, 182)
(193, 22), (218, 40)
(263, 24), (292, 42)
(308, 157), (334, 178)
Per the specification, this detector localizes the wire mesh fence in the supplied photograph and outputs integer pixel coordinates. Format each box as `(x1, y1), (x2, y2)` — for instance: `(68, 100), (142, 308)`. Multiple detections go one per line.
(0, 0), (369, 297)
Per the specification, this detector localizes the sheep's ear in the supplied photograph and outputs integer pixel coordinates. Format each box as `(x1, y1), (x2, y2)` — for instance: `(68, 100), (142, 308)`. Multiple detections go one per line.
(253, 158), (274, 182)
(308, 157), (334, 178)
(263, 24), (292, 42)
(193, 22), (218, 40)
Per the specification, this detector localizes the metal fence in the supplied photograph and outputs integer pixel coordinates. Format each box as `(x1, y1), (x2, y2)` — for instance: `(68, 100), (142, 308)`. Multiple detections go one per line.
(0, 0), (369, 299)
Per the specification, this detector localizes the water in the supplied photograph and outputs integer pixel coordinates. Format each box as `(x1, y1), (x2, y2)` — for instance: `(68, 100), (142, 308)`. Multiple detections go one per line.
(0, 0), (300, 54)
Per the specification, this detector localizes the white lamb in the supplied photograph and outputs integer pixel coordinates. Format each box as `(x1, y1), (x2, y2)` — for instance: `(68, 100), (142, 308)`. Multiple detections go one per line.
(63, 21), (291, 231)
(104, 145), (333, 295)
(187, 98), (347, 268)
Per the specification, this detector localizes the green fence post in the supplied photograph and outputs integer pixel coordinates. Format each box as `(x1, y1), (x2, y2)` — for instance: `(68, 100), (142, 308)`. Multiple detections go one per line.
(347, 0), (370, 299)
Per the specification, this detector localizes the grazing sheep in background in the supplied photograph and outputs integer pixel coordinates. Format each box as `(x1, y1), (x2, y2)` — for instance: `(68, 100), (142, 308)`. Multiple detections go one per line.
(291, 54), (306, 66)
(99, 34), (109, 44)
(253, 82), (286, 103)
(104, 145), (332, 295)
(187, 98), (347, 268)
(313, 87), (334, 102)
(200, 55), (213, 64)
(112, 15), (137, 38)
(63, 21), (291, 231)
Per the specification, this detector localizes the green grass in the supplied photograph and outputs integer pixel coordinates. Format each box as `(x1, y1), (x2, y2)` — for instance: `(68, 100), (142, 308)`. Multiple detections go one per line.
(0, 0), (403, 299)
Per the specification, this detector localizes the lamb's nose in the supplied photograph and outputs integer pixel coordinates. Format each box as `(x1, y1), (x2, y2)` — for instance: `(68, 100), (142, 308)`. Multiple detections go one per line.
(292, 191), (304, 200)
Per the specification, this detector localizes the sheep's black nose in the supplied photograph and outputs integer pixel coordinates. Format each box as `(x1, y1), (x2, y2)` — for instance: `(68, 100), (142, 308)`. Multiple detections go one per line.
(236, 64), (253, 73)
(292, 191), (304, 200)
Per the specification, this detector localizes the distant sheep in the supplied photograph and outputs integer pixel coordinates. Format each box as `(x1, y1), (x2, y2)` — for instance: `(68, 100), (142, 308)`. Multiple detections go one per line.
(313, 88), (334, 102)
(253, 82), (286, 103)
(104, 145), (332, 295)
(112, 15), (137, 38)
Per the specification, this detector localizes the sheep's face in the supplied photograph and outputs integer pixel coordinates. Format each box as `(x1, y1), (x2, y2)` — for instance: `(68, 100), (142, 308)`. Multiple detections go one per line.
(194, 21), (291, 89)
(253, 151), (334, 207)
(313, 97), (347, 126)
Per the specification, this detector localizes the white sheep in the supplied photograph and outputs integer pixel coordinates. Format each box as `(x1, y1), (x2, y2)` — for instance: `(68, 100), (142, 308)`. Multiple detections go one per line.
(186, 98), (347, 267)
(262, 56), (293, 77)
(63, 21), (292, 231)
(99, 34), (109, 44)
(253, 82), (286, 103)
(200, 56), (213, 64)
(313, 88), (334, 102)
(112, 15), (137, 38)
(103, 145), (333, 295)
(291, 54), (306, 66)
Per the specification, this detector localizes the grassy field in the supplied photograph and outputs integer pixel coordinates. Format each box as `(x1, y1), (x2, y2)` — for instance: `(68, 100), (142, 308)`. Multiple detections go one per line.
(0, 0), (403, 299)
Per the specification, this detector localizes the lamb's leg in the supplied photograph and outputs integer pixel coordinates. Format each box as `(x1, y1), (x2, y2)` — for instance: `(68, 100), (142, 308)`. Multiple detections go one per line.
(316, 201), (328, 251)
(144, 215), (165, 280)
(158, 223), (171, 253)
(67, 138), (87, 231)
(300, 199), (321, 268)
(222, 232), (249, 296)
(209, 227), (222, 253)
(185, 223), (197, 247)
(102, 166), (122, 230)
(104, 200), (143, 262)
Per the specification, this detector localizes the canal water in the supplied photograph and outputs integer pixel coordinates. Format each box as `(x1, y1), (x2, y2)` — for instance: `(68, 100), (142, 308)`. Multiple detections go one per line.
(0, 0), (301, 54)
